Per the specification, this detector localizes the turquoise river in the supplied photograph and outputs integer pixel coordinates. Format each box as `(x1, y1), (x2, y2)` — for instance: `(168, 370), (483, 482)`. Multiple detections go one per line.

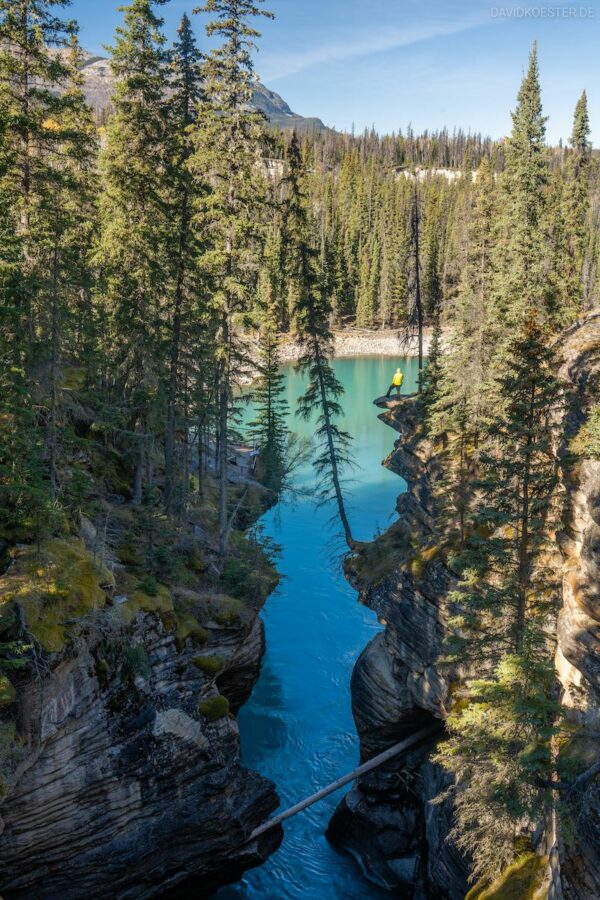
(217, 355), (419, 900)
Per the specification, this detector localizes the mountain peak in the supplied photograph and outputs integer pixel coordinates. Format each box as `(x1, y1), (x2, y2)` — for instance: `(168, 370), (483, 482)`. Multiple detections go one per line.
(77, 53), (326, 133)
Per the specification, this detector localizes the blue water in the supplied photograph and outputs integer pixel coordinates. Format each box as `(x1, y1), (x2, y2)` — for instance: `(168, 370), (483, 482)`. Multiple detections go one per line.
(218, 356), (419, 900)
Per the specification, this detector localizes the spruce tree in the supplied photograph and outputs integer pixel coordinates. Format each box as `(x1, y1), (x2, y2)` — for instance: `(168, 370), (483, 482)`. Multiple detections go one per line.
(0, 0), (84, 539)
(285, 133), (355, 549)
(562, 91), (592, 318)
(493, 43), (549, 331)
(164, 13), (204, 516)
(97, 0), (171, 506)
(434, 53), (567, 879)
(248, 313), (289, 493)
(438, 320), (563, 879)
(430, 159), (496, 542)
(192, 0), (272, 558)
(40, 34), (98, 502)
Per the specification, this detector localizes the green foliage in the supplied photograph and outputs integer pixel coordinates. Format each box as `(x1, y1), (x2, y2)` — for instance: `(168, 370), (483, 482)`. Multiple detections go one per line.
(192, 0), (271, 557)
(0, 539), (113, 653)
(198, 694), (230, 721)
(571, 404), (600, 460)
(221, 525), (279, 603)
(120, 644), (151, 683)
(436, 654), (559, 881)
(248, 314), (290, 493)
(136, 574), (159, 597)
(429, 46), (583, 886)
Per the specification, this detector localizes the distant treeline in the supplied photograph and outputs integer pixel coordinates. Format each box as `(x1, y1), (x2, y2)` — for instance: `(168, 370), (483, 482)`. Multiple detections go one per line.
(260, 122), (600, 333)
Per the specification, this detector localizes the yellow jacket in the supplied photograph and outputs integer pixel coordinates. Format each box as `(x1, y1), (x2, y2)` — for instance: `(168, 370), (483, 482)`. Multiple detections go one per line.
(392, 370), (404, 387)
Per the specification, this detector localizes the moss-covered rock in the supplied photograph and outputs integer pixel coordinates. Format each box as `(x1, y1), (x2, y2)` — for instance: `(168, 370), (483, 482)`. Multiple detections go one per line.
(193, 655), (226, 676)
(0, 539), (114, 653)
(345, 519), (411, 588)
(118, 583), (173, 626)
(466, 853), (547, 900)
(175, 612), (209, 651)
(198, 695), (230, 721)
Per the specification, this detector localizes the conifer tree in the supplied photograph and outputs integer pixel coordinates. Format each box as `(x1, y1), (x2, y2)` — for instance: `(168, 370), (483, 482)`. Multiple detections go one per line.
(409, 183), (425, 378)
(164, 13), (204, 515)
(0, 0), (84, 537)
(493, 43), (549, 331)
(285, 133), (355, 549)
(438, 320), (563, 879)
(40, 34), (98, 502)
(430, 159), (496, 542)
(248, 312), (289, 493)
(192, 0), (272, 558)
(562, 91), (592, 317)
(434, 54), (567, 878)
(97, 0), (171, 506)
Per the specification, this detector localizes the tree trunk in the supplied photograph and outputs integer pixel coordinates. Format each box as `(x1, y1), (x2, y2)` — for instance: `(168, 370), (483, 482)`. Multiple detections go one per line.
(413, 184), (424, 380)
(515, 380), (536, 650)
(218, 315), (230, 559)
(165, 187), (190, 515)
(48, 228), (60, 502)
(133, 426), (144, 507)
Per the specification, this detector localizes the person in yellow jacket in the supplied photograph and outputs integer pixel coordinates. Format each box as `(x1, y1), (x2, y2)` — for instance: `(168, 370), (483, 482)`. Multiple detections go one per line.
(386, 367), (404, 398)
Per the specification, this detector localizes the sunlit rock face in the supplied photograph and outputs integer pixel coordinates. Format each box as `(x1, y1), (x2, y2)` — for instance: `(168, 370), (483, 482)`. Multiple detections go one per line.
(330, 313), (600, 899)
(0, 609), (281, 898)
(328, 396), (470, 899)
(556, 314), (600, 899)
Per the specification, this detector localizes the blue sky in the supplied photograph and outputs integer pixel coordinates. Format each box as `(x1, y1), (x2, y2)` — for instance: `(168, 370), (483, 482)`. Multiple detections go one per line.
(68, 0), (599, 144)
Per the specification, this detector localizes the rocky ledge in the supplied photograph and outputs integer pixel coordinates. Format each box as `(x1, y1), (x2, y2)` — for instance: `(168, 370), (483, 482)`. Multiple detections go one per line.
(0, 491), (282, 898)
(328, 313), (600, 899)
(327, 394), (469, 898)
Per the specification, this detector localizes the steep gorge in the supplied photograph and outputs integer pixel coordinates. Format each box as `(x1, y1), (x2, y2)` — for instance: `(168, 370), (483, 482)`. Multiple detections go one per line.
(329, 315), (600, 898)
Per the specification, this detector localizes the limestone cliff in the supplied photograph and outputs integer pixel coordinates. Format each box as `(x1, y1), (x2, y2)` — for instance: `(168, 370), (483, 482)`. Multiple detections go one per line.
(0, 489), (282, 897)
(328, 313), (600, 899)
(328, 396), (469, 897)
(555, 313), (600, 899)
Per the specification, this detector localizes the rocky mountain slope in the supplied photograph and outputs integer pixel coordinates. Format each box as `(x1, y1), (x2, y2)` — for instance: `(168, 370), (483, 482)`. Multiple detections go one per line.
(328, 313), (600, 898)
(78, 51), (326, 132)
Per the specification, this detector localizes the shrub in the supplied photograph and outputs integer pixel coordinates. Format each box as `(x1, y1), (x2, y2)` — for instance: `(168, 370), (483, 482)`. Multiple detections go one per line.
(136, 574), (159, 597)
(120, 644), (151, 683)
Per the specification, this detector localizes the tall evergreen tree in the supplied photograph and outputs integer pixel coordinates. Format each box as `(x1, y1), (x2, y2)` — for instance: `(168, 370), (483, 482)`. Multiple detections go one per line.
(437, 317), (562, 882)
(430, 159), (496, 542)
(164, 13), (204, 516)
(39, 34), (98, 502)
(192, 0), (272, 558)
(0, 0), (86, 539)
(562, 91), (592, 317)
(248, 314), (289, 493)
(97, 0), (171, 506)
(493, 43), (549, 331)
(285, 133), (355, 549)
